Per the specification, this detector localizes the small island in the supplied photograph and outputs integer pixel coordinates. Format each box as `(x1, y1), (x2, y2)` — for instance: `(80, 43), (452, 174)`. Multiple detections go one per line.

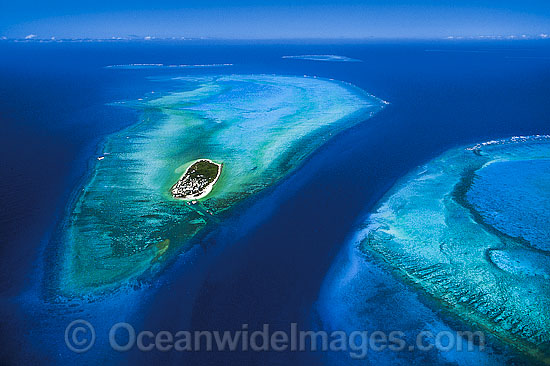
(171, 159), (222, 200)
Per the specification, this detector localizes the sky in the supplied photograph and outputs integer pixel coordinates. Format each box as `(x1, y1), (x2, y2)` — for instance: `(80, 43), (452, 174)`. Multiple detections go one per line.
(1, 0), (550, 39)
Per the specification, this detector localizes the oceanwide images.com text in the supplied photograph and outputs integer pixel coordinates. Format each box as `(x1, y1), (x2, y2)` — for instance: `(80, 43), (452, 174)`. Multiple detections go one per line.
(65, 320), (485, 358)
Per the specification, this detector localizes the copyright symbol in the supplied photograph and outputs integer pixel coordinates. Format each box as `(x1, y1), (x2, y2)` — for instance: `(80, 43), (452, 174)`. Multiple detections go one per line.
(65, 319), (96, 353)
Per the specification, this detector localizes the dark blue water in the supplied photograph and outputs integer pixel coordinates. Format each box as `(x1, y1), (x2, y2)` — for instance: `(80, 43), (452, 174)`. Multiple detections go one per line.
(1, 40), (549, 365)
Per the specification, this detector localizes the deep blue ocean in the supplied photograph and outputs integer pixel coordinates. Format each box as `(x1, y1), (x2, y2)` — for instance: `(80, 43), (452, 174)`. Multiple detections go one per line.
(1, 40), (549, 365)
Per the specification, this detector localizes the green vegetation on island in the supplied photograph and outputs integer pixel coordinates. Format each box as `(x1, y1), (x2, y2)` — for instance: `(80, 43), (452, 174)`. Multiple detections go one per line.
(171, 159), (222, 200)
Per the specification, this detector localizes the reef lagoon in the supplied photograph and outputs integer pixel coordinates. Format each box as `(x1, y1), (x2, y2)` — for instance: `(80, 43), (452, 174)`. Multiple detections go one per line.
(359, 135), (550, 362)
(3, 41), (550, 365)
(52, 74), (384, 297)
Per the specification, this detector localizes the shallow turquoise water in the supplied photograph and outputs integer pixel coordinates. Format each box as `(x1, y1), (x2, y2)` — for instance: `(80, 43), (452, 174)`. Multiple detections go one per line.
(360, 136), (550, 361)
(55, 74), (384, 296)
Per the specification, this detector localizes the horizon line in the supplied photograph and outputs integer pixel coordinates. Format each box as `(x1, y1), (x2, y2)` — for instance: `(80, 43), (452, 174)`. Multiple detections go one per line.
(2, 34), (550, 43)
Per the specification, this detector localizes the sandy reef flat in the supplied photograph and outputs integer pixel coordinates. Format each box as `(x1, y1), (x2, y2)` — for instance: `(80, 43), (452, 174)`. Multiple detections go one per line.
(55, 74), (385, 296)
(361, 135), (550, 361)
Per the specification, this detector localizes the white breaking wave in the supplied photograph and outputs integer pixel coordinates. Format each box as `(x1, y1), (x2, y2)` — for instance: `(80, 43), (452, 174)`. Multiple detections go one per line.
(105, 63), (233, 69)
(466, 134), (550, 151)
(282, 54), (362, 62)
